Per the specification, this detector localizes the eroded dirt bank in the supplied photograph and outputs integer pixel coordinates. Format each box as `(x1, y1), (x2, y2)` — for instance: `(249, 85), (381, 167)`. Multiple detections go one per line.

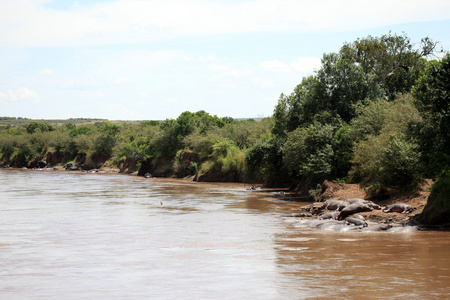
(315, 180), (432, 224)
(259, 179), (439, 231)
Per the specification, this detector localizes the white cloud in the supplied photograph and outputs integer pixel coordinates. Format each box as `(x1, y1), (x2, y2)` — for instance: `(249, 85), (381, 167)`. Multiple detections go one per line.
(0, 91), (7, 103)
(2, 0), (449, 47)
(198, 56), (219, 62)
(260, 57), (322, 74)
(61, 77), (98, 88)
(39, 68), (54, 75)
(252, 78), (273, 88)
(98, 50), (183, 72)
(114, 76), (131, 84)
(209, 64), (250, 78)
(260, 60), (292, 73)
(2, 87), (39, 101)
(139, 92), (150, 97)
(81, 91), (104, 98)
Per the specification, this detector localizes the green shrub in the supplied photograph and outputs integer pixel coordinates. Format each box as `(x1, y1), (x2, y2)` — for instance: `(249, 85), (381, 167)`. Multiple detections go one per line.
(199, 160), (215, 175)
(183, 131), (221, 158)
(349, 94), (423, 188)
(283, 122), (335, 180)
(74, 134), (96, 153)
(428, 172), (450, 210)
(350, 132), (422, 188)
(246, 137), (285, 180)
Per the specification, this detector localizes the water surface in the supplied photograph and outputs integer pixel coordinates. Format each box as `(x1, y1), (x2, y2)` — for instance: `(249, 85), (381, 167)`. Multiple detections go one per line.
(0, 169), (449, 299)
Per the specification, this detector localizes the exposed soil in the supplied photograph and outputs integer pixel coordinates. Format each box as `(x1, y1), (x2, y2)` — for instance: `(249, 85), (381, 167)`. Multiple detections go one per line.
(314, 180), (432, 225)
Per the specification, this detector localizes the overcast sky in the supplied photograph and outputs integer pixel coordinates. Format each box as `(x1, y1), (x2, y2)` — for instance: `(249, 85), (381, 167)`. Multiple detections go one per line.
(1, 0), (450, 120)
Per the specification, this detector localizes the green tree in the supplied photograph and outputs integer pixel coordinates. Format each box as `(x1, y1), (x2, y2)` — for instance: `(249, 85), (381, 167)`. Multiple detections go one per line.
(340, 32), (438, 100)
(412, 54), (450, 176)
(94, 122), (120, 154)
(283, 122), (336, 181)
(245, 137), (285, 183)
(272, 53), (383, 134)
(349, 95), (423, 188)
(26, 121), (53, 134)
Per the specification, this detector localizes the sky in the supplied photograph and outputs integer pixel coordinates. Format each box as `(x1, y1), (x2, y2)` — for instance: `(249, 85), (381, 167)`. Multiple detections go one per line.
(1, 0), (450, 121)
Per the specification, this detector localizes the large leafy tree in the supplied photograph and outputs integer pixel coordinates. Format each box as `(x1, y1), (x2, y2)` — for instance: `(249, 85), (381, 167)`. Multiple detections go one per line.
(273, 53), (383, 135)
(283, 122), (336, 181)
(340, 32), (438, 100)
(349, 95), (423, 188)
(412, 54), (450, 176)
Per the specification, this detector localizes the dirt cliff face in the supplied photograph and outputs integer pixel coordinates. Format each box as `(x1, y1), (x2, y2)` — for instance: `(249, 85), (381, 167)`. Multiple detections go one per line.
(195, 165), (242, 182)
(119, 157), (139, 174)
(45, 152), (66, 165)
(174, 150), (199, 178)
(137, 155), (174, 177)
(317, 180), (366, 202)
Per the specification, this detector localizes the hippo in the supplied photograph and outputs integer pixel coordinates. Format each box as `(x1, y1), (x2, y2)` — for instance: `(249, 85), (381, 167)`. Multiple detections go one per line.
(345, 216), (368, 227)
(322, 200), (349, 211)
(307, 219), (343, 230)
(344, 198), (381, 210)
(338, 203), (373, 220)
(365, 201), (381, 210)
(344, 198), (366, 205)
(280, 213), (312, 218)
(317, 220), (346, 231)
(318, 211), (340, 220)
(387, 226), (419, 232)
(64, 162), (79, 171)
(37, 160), (47, 168)
(382, 203), (413, 213)
(351, 214), (365, 220)
(360, 224), (393, 231)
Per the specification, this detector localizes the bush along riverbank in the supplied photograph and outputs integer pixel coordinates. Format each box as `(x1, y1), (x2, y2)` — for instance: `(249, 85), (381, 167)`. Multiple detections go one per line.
(1, 32), (449, 227)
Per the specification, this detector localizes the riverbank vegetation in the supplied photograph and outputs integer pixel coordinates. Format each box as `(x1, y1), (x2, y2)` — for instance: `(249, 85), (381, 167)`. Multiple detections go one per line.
(1, 32), (449, 224)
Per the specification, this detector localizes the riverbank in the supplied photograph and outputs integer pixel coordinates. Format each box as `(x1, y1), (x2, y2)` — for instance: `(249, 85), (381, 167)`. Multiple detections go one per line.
(252, 179), (439, 230)
(316, 180), (431, 225)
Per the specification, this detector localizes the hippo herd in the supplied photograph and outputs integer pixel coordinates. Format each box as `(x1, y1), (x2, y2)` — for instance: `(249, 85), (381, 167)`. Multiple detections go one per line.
(281, 197), (417, 232)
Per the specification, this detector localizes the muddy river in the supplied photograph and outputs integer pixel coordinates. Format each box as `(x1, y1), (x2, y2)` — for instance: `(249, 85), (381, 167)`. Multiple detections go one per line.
(0, 169), (449, 299)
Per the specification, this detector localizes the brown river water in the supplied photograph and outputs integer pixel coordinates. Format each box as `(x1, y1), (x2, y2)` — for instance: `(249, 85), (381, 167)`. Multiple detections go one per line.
(0, 169), (449, 299)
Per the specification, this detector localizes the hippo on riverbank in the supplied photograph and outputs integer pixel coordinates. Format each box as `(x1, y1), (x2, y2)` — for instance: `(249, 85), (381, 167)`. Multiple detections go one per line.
(318, 211), (340, 220)
(345, 198), (366, 204)
(344, 198), (381, 210)
(280, 213), (312, 218)
(338, 203), (373, 220)
(345, 216), (368, 227)
(321, 200), (349, 211)
(305, 219), (345, 230)
(360, 224), (393, 231)
(64, 163), (79, 171)
(383, 203), (413, 213)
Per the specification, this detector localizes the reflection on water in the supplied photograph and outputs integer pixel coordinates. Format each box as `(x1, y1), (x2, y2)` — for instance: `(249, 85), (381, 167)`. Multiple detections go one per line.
(0, 169), (449, 299)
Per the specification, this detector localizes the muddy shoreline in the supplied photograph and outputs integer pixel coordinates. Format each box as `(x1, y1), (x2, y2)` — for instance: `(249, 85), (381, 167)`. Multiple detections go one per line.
(246, 180), (449, 232)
